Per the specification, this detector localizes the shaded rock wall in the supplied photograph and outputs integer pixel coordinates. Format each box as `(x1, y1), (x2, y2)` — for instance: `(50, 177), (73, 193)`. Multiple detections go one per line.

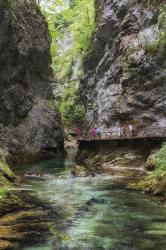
(77, 140), (161, 177)
(0, 0), (65, 164)
(80, 0), (166, 133)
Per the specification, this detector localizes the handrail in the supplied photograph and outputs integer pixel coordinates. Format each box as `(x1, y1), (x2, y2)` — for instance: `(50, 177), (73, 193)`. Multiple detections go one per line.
(76, 127), (166, 141)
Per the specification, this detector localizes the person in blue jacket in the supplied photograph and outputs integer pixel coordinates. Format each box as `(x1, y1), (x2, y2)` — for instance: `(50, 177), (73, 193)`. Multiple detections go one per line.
(96, 127), (101, 138)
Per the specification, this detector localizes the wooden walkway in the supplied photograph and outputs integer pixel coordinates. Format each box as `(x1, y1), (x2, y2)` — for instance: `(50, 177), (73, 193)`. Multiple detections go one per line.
(77, 127), (166, 142)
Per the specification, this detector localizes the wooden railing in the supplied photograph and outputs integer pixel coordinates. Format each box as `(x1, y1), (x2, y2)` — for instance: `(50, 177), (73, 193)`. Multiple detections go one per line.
(76, 127), (166, 141)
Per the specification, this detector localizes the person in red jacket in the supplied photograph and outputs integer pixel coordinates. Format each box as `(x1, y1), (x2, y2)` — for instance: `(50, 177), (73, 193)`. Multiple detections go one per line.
(91, 127), (97, 139)
(74, 128), (81, 139)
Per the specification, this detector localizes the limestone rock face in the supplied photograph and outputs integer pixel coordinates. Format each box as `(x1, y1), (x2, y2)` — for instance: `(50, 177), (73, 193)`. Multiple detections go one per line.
(0, 0), (65, 163)
(80, 0), (166, 133)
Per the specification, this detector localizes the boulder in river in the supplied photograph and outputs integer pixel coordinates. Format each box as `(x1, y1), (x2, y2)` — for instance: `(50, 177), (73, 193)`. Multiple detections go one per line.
(145, 153), (156, 171)
(71, 165), (95, 177)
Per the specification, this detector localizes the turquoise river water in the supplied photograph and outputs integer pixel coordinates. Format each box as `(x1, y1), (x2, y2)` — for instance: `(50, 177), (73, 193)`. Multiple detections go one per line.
(1, 150), (166, 250)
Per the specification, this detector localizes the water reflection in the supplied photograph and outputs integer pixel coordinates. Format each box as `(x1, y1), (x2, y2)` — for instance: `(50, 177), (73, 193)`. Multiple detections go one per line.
(1, 151), (166, 250)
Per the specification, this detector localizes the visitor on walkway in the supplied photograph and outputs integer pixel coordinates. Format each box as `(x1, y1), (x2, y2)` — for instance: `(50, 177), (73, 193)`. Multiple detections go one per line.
(129, 124), (133, 137)
(109, 128), (112, 138)
(117, 126), (121, 137)
(120, 126), (124, 137)
(96, 127), (101, 138)
(91, 127), (97, 139)
(74, 127), (81, 139)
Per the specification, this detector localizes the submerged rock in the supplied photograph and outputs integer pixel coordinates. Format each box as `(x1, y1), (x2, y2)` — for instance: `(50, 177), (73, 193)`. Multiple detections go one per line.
(24, 172), (50, 180)
(86, 197), (106, 205)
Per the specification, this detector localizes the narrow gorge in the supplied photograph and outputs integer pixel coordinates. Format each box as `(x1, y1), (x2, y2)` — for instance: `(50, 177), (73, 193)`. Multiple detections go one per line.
(0, 0), (166, 249)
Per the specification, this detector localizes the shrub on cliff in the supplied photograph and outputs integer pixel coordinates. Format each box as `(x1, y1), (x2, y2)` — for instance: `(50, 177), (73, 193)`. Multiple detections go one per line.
(128, 144), (166, 197)
(148, 4), (166, 54)
(59, 86), (85, 127)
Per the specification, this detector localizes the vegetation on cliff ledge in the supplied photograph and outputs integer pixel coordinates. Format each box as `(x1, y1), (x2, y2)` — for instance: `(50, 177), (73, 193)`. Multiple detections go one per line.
(148, 4), (166, 54)
(128, 144), (166, 197)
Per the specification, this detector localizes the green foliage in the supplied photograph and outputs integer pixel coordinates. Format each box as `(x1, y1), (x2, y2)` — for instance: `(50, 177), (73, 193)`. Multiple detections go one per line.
(41, 0), (95, 81)
(0, 159), (14, 180)
(155, 143), (166, 175)
(59, 85), (85, 127)
(7, 0), (16, 9)
(128, 144), (166, 196)
(53, 0), (95, 81)
(0, 161), (13, 199)
(147, 5), (166, 54)
(40, 0), (95, 127)
(0, 187), (9, 201)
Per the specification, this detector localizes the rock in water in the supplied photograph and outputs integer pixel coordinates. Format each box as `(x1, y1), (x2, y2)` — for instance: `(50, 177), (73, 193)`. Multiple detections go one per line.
(71, 165), (89, 177)
(0, 0), (65, 164)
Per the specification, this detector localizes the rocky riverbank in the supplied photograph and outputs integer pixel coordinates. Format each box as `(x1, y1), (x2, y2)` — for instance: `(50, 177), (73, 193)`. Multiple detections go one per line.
(76, 140), (166, 199)
(0, 158), (26, 217)
(128, 143), (166, 199)
(76, 140), (159, 175)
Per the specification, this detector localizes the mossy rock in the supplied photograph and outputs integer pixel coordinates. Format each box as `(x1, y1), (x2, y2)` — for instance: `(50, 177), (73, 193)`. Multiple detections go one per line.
(71, 165), (95, 177)
(0, 158), (16, 205)
(128, 173), (166, 197)
(71, 165), (89, 177)
(0, 159), (15, 185)
(145, 153), (156, 171)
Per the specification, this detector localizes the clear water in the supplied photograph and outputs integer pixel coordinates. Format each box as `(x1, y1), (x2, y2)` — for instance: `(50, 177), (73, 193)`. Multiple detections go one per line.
(1, 151), (166, 250)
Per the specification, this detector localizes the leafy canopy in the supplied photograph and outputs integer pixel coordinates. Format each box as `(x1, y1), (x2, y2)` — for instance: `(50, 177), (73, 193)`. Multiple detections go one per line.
(40, 0), (95, 127)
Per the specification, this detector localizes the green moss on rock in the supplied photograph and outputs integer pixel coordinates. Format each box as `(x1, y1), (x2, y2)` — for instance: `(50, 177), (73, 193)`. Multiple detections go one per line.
(0, 159), (15, 200)
(128, 144), (166, 197)
(0, 159), (14, 178)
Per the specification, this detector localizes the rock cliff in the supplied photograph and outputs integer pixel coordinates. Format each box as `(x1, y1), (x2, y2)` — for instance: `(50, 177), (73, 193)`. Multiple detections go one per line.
(78, 0), (166, 197)
(0, 0), (65, 164)
(80, 0), (166, 133)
